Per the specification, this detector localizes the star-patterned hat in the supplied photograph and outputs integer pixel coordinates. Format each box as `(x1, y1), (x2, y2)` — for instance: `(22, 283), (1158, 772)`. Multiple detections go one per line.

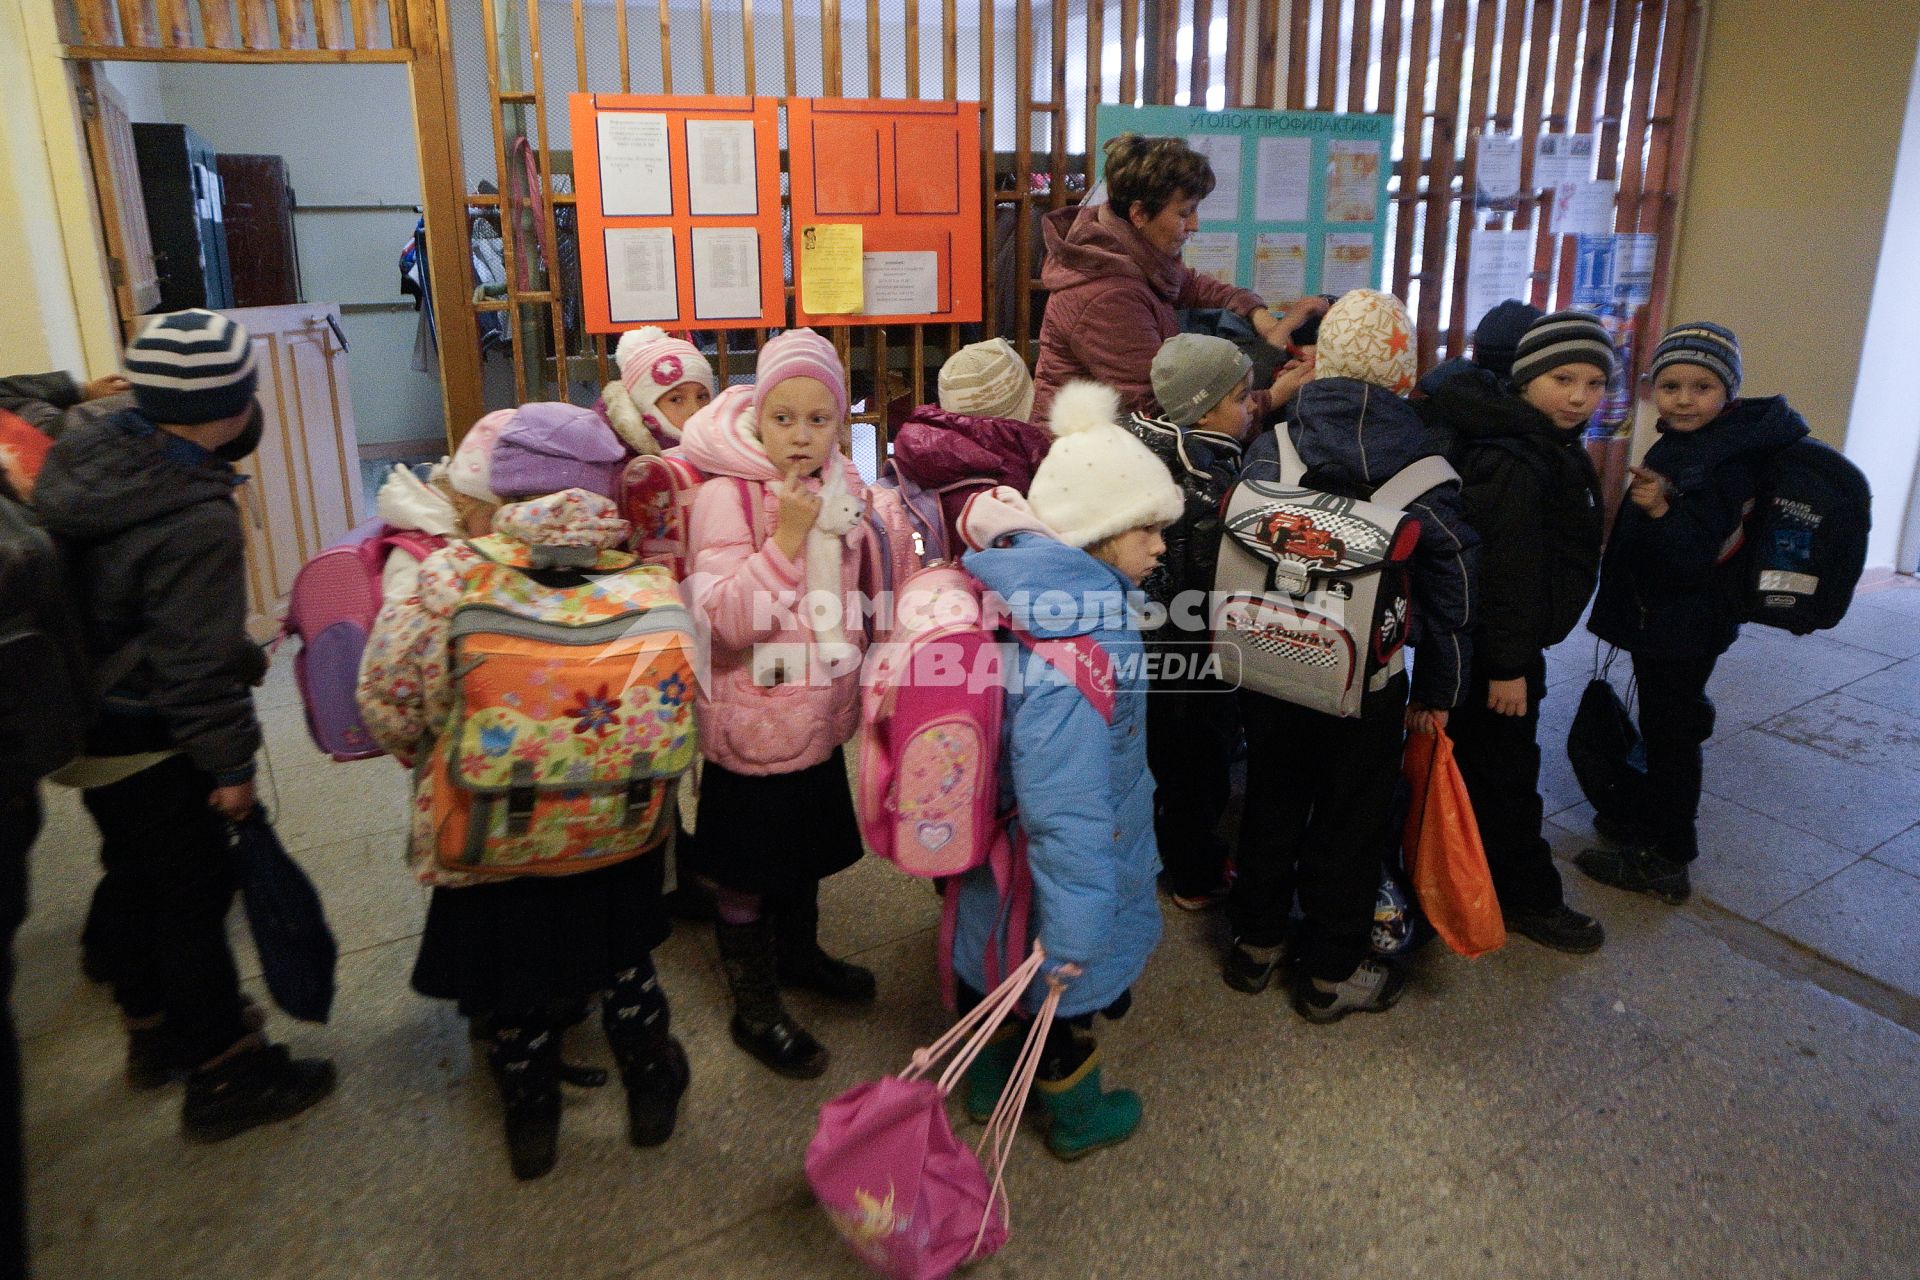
(1313, 289), (1417, 395)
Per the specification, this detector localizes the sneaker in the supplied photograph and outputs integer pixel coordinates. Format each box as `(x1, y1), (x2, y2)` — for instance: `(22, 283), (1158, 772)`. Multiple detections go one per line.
(182, 1044), (337, 1143)
(1293, 958), (1406, 1024)
(1169, 887), (1225, 912)
(1504, 903), (1606, 954)
(1575, 845), (1691, 905)
(1222, 939), (1287, 994)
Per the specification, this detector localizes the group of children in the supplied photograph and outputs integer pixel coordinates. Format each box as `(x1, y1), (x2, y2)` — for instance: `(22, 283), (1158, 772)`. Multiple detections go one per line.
(10, 283), (1799, 1185)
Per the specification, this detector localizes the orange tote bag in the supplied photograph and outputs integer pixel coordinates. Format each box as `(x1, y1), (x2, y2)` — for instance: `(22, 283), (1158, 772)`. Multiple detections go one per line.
(1401, 727), (1506, 958)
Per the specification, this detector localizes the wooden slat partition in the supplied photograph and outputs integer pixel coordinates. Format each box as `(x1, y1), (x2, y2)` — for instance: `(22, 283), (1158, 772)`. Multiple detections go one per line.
(1285, 0), (1310, 107)
(313, 0), (346, 49)
(201, 0), (236, 47)
(1316, 0), (1338, 108)
(1444, 0), (1501, 350)
(1346, 0), (1373, 113)
(1414, 0), (1467, 369)
(1251, 0), (1276, 104)
(1389, 0), (1430, 299)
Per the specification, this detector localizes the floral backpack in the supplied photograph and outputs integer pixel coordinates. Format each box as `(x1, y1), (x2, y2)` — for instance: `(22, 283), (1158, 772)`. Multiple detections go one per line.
(420, 542), (698, 876)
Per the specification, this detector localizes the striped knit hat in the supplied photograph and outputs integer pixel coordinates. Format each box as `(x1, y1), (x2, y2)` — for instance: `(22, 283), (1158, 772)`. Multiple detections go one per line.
(938, 337), (1035, 421)
(125, 309), (258, 425)
(1510, 309), (1616, 388)
(755, 327), (849, 423)
(1650, 321), (1741, 398)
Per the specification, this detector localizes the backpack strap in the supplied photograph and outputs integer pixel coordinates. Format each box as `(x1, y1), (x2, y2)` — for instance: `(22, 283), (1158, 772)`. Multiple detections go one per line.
(1370, 455), (1460, 514)
(734, 476), (764, 548)
(1009, 630), (1117, 724)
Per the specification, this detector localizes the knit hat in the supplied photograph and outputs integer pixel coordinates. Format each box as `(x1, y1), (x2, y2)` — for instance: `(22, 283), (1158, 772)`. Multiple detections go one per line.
(1151, 333), (1252, 427)
(937, 337), (1035, 422)
(755, 328), (849, 423)
(490, 402), (627, 499)
(1313, 290), (1417, 395)
(124, 309), (258, 425)
(614, 325), (716, 430)
(1026, 381), (1185, 548)
(447, 409), (515, 503)
(1471, 300), (1545, 380)
(1650, 321), (1742, 397)
(1510, 309), (1617, 388)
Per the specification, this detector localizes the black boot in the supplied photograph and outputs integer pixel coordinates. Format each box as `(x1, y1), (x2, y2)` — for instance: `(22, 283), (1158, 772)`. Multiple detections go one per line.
(610, 1025), (691, 1147)
(490, 1026), (562, 1180)
(770, 882), (877, 1004)
(181, 1042), (337, 1144)
(714, 918), (828, 1079)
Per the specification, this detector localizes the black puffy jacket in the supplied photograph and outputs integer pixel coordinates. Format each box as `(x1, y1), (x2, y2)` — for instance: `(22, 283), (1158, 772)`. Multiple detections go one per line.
(1123, 411), (1241, 642)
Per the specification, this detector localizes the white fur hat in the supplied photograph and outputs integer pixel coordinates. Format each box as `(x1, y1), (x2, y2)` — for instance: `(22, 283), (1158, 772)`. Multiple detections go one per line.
(1026, 381), (1185, 549)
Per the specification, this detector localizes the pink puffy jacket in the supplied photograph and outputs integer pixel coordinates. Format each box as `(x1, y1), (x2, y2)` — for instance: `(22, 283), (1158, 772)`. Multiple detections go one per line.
(679, 385), (870, 776)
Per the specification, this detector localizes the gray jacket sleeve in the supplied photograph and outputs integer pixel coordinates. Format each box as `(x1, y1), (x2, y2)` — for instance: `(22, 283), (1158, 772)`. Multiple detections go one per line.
(0, 373), (83, 436)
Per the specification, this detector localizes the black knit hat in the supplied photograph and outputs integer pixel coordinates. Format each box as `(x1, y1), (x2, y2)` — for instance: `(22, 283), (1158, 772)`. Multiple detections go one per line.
(125, 309), (259, 425)
(1471, 299), (1545, 380)
(1510, 309), (1616, 388)
(1650, 321), (1741, 398)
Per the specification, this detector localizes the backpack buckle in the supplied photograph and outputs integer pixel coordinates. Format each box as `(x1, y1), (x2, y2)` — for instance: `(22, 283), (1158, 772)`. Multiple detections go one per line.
(506, 761), (537, 835)
(622, 773), (653, 827)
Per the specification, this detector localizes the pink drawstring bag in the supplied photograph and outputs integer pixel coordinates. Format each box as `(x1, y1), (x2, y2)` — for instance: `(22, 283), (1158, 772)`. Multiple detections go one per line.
(806, 947), (1061, 1280)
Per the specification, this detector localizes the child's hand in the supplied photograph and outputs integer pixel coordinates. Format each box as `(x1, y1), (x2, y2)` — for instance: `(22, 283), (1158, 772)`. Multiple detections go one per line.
(83, 375), (131, 401)
(209, 779), (257, 822)
(1044, 961), (1083, 992)
(1628, 465), (1672, 518)
(1270, 354), (1316, 406)
(772, 465), (822, 560)
(1486, 677), (1529, 717)
(1405, 704), (1449, 734)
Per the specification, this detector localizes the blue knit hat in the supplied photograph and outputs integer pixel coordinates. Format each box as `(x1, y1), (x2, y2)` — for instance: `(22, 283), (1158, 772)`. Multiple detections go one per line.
(1510, 309), (1616, 388)
(125, 309), (259, 425)
(1650, 321), (1741, 398)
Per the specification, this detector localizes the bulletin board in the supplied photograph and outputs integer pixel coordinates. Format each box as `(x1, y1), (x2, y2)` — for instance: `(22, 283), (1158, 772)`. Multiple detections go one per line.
(1095, 105), (1393, 307)
(570, 94), (786, 333)
(787, 98), (984, 328)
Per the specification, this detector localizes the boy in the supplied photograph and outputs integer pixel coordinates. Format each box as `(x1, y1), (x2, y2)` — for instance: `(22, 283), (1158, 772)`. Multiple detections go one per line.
(35, 310), (335, 1141)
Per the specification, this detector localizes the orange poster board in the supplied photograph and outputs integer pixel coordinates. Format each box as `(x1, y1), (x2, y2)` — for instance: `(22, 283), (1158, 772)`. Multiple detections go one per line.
(788, 98), (984, 328)
(571, 94), (785, 333)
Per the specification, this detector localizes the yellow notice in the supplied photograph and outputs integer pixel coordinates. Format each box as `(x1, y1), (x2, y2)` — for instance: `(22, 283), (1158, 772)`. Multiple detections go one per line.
(799, 223), (863, 314)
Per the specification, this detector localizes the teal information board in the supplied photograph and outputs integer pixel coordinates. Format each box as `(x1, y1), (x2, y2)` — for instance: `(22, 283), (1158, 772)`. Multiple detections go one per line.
(1094, 105), (1394, 306)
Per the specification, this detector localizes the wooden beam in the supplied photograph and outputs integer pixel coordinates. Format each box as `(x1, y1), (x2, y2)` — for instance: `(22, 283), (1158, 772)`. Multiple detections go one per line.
(1447, 0), (1504, 348)
(203, 0), (239, 49)
(1389, 0), (1431, 299)
(1225, 0), (1248, 106)
(1416, 0), (1469, 369)
(1316, 0), (1338, 109)
(63, 42), (411, 61)
(1284, 0), (1309, 109)
(1193, 0), (1215, 106)
(1121, 0), (1141, 103)
(1346, 0), (1373, 112)
(1252, 0), (1278, 106)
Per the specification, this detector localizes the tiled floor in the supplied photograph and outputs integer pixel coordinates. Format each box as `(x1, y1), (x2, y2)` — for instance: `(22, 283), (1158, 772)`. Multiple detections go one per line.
(17, 582), (1920, 1279)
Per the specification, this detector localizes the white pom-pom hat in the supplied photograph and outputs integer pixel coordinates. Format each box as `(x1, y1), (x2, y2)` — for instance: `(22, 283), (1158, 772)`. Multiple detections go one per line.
(613, 325), (716, 441)
(1027, 380), (1185, 548)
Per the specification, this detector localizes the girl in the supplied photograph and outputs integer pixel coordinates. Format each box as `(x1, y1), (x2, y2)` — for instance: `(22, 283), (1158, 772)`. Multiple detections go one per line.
(604, 325), (717, 455)
(951, 380), (1183, 1160)
(678, 328), (874, 1079)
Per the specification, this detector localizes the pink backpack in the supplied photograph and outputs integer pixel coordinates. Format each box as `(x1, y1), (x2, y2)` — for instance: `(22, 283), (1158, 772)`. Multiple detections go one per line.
(858, 487), (931, 641)
(281, 525), (444, 761)
(619, 452), (708, 578)
(807, 945), (1061, 1280)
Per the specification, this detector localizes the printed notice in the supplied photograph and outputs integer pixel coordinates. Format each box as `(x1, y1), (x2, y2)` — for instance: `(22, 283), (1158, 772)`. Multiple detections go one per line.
(1254, 136), (1312, 223)
(690, 227), (762, 320)
(799, 223), (863, 314)
(1552, 179), (1616, 238)
(1253, 233), (1308, 306)
(1325, 141), (1381, 222)
(1464, 228), (1535, 331)
(1534, 133), (1596, 191)
(1615, 231), (1658, 309)
(1188, 134), (1244, 222)
(1474, 133), (1522, 210)
(862, 251), (940, 316)
(1182, 232), (1239, 286)
(597, 113), (672, 217)
(686, 119), (758, 217)
(1321, 232), (1375, 294)
(605, 227), (678, 322)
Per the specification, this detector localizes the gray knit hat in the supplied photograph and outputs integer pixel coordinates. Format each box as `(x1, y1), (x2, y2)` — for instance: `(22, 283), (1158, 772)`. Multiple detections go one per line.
(937, 337), (1035, 421)
(1150, 333), (1253, 427)
(1650, 321), (1741, 398)
(1509, 309), (1616, 388)
(125, 309), (259, 425)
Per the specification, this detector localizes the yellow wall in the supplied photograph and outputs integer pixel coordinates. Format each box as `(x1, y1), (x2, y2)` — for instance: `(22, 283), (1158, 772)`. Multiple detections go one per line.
(1667, 0), (1920, 445)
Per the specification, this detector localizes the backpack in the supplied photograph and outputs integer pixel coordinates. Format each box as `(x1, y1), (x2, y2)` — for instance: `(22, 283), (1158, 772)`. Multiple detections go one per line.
(1212, 429), (1458, 718)
(281, 525), (446, 762)
(1456, 432), (1602, 650)
(0, 491), (90, 787)
(419, 547), (697, 877)
(859, 486), (932, 641)
(1736, 438), (1871, 634)
(619, 452), (709, 579)
(872, 458), (953, 564)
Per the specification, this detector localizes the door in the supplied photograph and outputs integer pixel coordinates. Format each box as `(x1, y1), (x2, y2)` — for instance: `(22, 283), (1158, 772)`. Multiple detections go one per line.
(218, 154), (302, 307)
(75, 65), (160, 325)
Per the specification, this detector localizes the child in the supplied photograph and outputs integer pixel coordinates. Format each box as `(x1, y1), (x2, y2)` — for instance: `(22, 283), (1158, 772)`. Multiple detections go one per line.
(1223, 290), (1477, 1021)
(952, 379), (1183, 1159)
(1123, 333), (1254, 909)
(1577, 323), (1808, 903)
(604, 325), (717, 455)
(34, 310), (335, 1140)
(936, 336), (1036, 423)
(356, 405), (689, 1180)
(1414, 299), (1545, 398)
(1423, 310), (1611, 952)
(889, 399), (1052, 555)
(0, 368), (131, 437)
(678, 328), (874, 1080)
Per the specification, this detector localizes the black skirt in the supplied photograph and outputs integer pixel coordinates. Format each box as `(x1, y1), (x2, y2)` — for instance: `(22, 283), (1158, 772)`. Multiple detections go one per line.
(411, 851), (668, 1016)
(686, 747), (863, 896)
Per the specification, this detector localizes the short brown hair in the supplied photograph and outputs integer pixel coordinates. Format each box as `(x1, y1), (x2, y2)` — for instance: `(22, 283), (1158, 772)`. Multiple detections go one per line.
(1103, 134), (1216, 220)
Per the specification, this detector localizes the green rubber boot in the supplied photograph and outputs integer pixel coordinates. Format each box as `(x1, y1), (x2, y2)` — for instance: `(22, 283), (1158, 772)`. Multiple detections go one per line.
(962, 1024), (1022, 1123)
(1032, 1046), (1141, 1161)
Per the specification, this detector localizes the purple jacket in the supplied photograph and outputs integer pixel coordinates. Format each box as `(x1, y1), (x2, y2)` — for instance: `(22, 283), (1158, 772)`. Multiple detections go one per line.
(1032, 203), (1273, 424)
(889, 405), (1053, 551)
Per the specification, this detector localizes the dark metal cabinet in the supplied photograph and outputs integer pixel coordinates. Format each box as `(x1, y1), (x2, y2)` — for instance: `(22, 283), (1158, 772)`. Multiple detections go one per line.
(132, 123), (234, 312)
(218, 154), (302, 308)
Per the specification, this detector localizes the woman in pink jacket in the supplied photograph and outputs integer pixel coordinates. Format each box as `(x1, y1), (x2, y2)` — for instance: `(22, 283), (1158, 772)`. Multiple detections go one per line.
(678, 328), (874, 1080)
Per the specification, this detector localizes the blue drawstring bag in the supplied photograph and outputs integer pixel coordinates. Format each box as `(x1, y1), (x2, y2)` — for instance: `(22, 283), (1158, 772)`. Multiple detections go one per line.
(229, 808), (337, 1023)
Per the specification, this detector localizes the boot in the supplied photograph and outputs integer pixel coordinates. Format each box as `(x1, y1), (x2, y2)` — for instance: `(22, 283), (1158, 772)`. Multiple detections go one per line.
(610, 1024), (691, 1147)
(1031, 1046), (1141, 1161)
(962, 1024), (1023, 1124)
(714, 918), (829, 1079)
(490, 1027), (562, 1180)
(181, 1042), (337, 1144)
(770, 883), (877, 1003)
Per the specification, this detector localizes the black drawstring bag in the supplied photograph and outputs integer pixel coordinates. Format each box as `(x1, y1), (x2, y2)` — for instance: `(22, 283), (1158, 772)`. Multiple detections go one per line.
(1566, 646), (1650, 829)
(229, 808), (337, 1023)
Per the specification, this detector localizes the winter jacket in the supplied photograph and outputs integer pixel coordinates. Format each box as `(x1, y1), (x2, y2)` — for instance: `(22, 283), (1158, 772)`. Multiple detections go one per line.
(678, 386), (871, 776)
(1241, 378), (1479, 710)
(373, 463), (460, 600)
(1422, 369), (1601, 679)
(888, 404), (1053, 552)
(355, 489), (639, 886)
(0, 373), (129, 439)
(950, 489), (1162, 1018)
(35, 408), (265, 782)
(1033, 203), (1273, 424)
(1123, 411), (1241, 643)
(1589, 396), (1809, 660)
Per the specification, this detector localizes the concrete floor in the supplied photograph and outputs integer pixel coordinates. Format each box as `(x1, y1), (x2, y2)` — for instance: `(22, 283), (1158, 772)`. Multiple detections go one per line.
(18, 583), (1920, 1279)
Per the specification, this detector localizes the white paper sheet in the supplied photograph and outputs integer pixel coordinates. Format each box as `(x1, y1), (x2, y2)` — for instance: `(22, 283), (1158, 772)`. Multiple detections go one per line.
(1552, 179), (1617, 237)
(1182, 232), (1240, 287)
(1325, 141), (1382, 223)
(1253, 232), (1308, 306)
(690, 226), (762, 320)
(861, 251), (940, 315)
(1615, 231), (1658, 307)
(686, 119), (758, 217)
(1188, 134), (1244, 222)
(1474, 133), (1522, 209)
(1254, 136), (1312, 223)
(1534, 133), (1596, 191)
(605, 226), (678, 322)
(597, 113), (673, 217)
(1320, 232), (1375, 294)
(1464, 228), (1535, 331)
